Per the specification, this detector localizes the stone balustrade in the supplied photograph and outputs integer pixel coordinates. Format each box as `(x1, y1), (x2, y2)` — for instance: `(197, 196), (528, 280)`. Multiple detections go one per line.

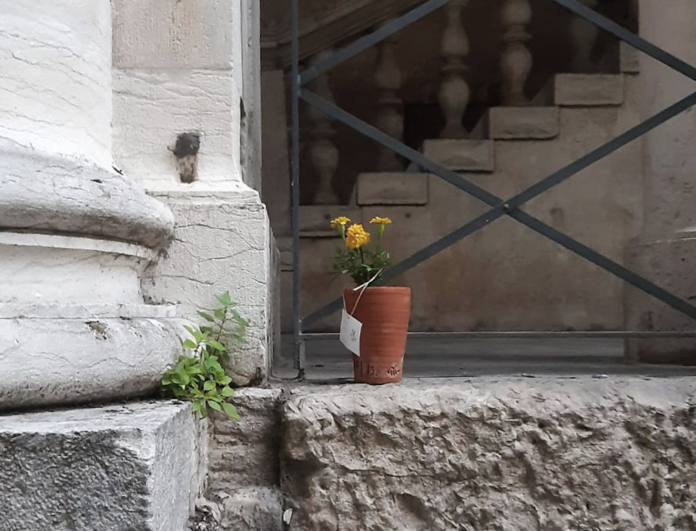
(292, 0), (635, 206)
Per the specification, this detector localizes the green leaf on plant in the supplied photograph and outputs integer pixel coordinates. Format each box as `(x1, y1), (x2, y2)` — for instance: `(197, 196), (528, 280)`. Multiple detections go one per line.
(216, 291), (232, 307)
(197, 311), (215, 322)
(216, 374), (232, 386)
(159, 291), (246, 421)
(222, 402), (239, 420)
(207, 340), (226, 352)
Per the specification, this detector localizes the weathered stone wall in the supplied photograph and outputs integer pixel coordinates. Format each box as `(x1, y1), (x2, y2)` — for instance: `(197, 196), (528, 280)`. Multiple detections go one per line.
(281, 378), (696, 531)
(200, 389), (286, 531)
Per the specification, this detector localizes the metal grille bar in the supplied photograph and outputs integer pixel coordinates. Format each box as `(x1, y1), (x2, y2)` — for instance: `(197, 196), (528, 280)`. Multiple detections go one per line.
(290, 0), (696, 370)
(300, 89), (696, 327)
(302, 331), (696, 340)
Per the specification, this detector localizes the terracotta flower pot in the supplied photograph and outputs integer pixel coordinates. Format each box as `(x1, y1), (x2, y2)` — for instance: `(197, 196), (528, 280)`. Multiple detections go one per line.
(343, 286), (411, 384)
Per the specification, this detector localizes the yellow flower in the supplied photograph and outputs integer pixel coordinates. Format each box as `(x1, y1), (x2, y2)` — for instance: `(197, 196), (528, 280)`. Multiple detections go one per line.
(330, 216), (351, 229)
(370, 216), (392, 225)
(345, 224), (370, 250)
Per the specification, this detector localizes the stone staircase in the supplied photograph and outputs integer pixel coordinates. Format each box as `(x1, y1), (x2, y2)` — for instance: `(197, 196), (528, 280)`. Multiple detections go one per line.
(296, 41), (642, 333)
(301, 42), (637, 222)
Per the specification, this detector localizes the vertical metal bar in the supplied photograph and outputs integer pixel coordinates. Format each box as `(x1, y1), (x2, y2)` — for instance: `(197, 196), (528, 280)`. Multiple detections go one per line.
(290, 0), (304, 375)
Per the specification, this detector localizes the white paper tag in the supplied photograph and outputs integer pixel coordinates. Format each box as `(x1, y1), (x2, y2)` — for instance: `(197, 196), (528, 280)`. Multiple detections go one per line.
(340, 309), (362, 356)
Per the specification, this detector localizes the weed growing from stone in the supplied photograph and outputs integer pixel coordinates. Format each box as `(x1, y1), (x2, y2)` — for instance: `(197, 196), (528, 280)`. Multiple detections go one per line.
(160, 291), (247, 420)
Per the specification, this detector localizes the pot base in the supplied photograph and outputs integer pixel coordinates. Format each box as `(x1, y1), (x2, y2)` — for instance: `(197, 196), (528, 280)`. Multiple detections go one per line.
(344, 286), (411, 385)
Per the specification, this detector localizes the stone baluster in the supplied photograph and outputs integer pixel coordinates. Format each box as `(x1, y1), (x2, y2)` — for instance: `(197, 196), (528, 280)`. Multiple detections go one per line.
(308, 50), (340, 205)
(375, 29), (404, 171)
(438, 0), (470, 139)
(570, 0), (599, 72)
(501, 0), (532, 106)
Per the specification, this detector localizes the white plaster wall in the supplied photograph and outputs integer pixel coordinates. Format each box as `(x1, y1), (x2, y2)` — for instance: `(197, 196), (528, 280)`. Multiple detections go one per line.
(113, 69), (242, 185)
(240, 0), (263, 192)
(0, 0), (112, 168)
(112, 0), (245, 186)
(112, 0), (278, 383)
(637, 0), (696, 239)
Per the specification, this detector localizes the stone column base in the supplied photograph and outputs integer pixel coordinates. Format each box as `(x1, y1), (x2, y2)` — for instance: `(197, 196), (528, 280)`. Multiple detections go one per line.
(144, 185), (278, 386)
(624, 236), (696, 364)
(0, 401), (206, 531)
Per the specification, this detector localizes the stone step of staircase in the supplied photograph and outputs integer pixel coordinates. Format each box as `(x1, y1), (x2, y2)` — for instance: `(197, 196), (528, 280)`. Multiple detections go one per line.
(484, 106), (560, 140)
(422, 139), (495, 172)
(553, 74), (625, 107)
(357, 172), (429, 206)
(620, 41), (640, 75)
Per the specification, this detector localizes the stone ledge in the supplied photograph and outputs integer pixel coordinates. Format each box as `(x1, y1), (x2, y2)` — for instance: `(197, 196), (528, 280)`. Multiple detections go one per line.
(282, 377), (696, 530)
(554, 74), (625, 107)
(0, 401), (203, 531)
(486, 107), (559, 140)
(422, 139), (494, 172)
(357, 173), (429, 206)
(620, 42), (640, 74)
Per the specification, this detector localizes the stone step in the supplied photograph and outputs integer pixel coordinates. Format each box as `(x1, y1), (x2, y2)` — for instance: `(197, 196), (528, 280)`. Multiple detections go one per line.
(357, 172), (429, 206)
(484, 106), (560, 140)
(422, 139), (495, 172)
(620, 41), (640, 75)
(0, 401), (204, 531)
(554, 74), (625, 107)
(281, 378), (696, 530)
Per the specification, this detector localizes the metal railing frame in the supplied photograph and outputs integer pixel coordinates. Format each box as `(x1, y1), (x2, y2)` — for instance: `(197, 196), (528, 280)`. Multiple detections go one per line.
(289, 0), (696, 374)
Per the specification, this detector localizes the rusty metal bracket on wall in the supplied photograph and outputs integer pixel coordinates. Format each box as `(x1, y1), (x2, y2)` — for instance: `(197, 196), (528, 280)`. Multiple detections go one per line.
(289, 0), (696, 373)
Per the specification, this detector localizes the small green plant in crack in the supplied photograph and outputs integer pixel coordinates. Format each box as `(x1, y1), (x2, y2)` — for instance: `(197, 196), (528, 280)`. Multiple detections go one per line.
(160, 291), (247, 420)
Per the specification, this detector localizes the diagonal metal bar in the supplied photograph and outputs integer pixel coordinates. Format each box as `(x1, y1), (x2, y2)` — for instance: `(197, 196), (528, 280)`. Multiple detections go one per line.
(302, 88), (696, 214)
(510, 210), (696, 320)
(303, 206), (508, 326)
(299, 0), (451, 86)
(554, 0), (696, 82)
(301, 90), (501, 206)
(300, 90), (696, 327)
(304, 199), (696, 326)
(506, 90), (696, 210)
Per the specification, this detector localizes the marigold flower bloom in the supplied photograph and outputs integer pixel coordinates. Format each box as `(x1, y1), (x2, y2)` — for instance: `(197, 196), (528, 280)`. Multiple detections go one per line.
(370, 216), (392, 225)
(330, 216), (351, 229)
(345, 224), (370, 250)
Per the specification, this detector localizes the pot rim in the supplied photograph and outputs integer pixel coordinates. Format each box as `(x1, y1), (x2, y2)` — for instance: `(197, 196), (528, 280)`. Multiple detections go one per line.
(343, 286), (410, 293)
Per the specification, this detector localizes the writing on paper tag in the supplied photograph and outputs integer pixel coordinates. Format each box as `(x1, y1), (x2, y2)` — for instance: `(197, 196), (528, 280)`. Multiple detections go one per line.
(340, 309), (362, 356)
